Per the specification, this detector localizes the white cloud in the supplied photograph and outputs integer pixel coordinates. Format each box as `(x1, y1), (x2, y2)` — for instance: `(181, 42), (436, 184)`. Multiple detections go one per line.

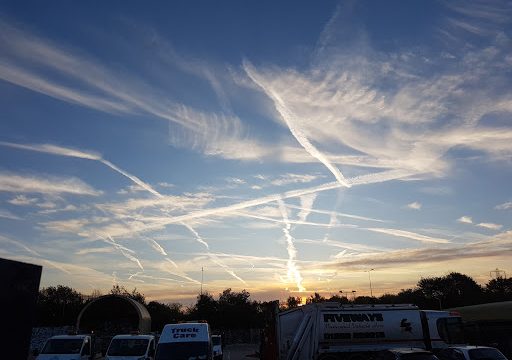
(7, 195), (38, 206)
(271, 173), (321, 186)
(0, 172), (101, 196)
(0, 209), (22, 220)
(495, 201), (512, 210)
(406, 202), (422, 210)
(476, 222), (503, 231)
(0, 22), (273, 162)
(244, 61), (351, 188)
(0, 142), (162, 198)
(225, 177), (246, 185)
(458, 216), (473, 224)
(297, 193), (318, 223)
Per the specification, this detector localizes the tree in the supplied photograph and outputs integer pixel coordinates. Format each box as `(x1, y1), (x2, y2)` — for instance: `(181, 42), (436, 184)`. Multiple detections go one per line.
(189, 292), (218, 326)
(37, 285), (84, 326)
(328, 294), (349, 304)
(285, 296), (302, 309)
(485, 277), (512, 302)
(110, 284), (146, 304)
(306, 292), (326, 304)
(218, 288), (257, 329)
(147, 301), (184, 332)
(417, 272), (483, 308)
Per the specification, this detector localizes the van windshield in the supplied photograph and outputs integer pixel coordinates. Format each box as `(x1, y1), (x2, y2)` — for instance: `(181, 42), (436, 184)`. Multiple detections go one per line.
(107, 338), (149, 356)
(41, 339), (83, 354)
(156, 342), (209, 360)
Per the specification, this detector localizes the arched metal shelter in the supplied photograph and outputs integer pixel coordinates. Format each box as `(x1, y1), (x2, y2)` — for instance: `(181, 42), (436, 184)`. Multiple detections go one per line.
(76, 294), (151, 334)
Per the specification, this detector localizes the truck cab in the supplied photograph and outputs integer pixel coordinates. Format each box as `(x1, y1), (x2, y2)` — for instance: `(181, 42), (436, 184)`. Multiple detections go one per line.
(36, 334), (95, 360)
(105, 334), (156, 360)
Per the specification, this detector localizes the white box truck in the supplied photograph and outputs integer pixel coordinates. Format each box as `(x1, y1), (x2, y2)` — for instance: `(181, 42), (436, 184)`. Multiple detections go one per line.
(272, 303), (463, 360)
(155, 322), (212, 360)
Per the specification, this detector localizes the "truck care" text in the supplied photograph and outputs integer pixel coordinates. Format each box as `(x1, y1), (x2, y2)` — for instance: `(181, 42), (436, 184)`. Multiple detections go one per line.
(171, 327), (199, 338)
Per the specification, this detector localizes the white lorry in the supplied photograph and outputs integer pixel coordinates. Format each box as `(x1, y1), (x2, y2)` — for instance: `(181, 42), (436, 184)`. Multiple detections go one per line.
(35, 334), (97, 360)
(273, 303), (463, 360)
(155, 322), (212, 360)
(105, 334), (156, 360)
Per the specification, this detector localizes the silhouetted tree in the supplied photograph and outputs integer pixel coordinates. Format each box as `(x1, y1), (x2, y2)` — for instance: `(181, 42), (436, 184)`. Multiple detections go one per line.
(485, 277), (512, 302)
(306, 292), (326, 304)
(147, 301), (184, 332)
(37, 285), (84, 326)
(285, 296), (302, 309)
(218, 288), (257, 328)
(110, 285), (146, 304)
(328, 294), (350, 304)
(188, 292), (218, 326)
(418, 272), (483, 308)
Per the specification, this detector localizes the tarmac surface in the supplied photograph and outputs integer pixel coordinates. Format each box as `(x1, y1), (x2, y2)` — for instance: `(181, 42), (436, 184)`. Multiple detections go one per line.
(29, 343), (260, 360)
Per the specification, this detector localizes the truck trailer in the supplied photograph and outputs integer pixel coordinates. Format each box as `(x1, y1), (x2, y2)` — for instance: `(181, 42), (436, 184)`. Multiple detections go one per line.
(270, 303), (463, 360)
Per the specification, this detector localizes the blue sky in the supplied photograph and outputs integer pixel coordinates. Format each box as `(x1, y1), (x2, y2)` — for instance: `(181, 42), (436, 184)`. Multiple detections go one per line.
(0, 0), (511, 304)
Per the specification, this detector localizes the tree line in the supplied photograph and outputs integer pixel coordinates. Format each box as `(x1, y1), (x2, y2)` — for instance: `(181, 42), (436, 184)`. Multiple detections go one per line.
(35, 272), (512, 331)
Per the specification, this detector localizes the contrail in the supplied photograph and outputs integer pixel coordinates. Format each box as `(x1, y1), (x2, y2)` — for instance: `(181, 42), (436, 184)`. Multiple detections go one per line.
(128, 271), (145, 282)
(209, 253), (247, 285)
(298, 193), (317, 222)
(236, 211), (357, 229)
(286, 204), (387, 223)
(323, 189), (343, 243)
(142, 235), (168, 256)
(182, 223), (246, 284)
(277, 199), (306, 292)
(0, 141), (163, 198)
(181, 222), (209, 249)
(165, 257), (179, 268)
(0, 235), (72, 274)
(107, 169), (413, 238)
(244, 62), (350, 188)
(365, 228), (451, 244)
(160, 259), (201, 284)
(96, 233), (144, 270)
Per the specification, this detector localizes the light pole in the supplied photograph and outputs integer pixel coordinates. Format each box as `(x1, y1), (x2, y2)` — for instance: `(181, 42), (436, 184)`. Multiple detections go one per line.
(368, 269), (375, 298)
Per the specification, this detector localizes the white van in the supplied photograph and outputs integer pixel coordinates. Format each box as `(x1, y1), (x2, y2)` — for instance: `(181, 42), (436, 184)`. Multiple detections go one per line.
(105, 334), (156, 360)
(155, 322), (212, 360)
(36, 335), (95, 360)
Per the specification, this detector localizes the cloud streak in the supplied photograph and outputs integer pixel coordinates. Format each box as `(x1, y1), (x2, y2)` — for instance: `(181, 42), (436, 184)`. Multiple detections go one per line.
(277, 199), (305, 292)
(244, 61), (351, 188)
(0, 172), (101, 196)
(0, 142), (162, 198)
(365, 228), (451, 244)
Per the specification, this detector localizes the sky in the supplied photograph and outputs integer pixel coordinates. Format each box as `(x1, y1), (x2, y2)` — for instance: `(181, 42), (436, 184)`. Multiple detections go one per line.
(0, 0), (511, 304)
